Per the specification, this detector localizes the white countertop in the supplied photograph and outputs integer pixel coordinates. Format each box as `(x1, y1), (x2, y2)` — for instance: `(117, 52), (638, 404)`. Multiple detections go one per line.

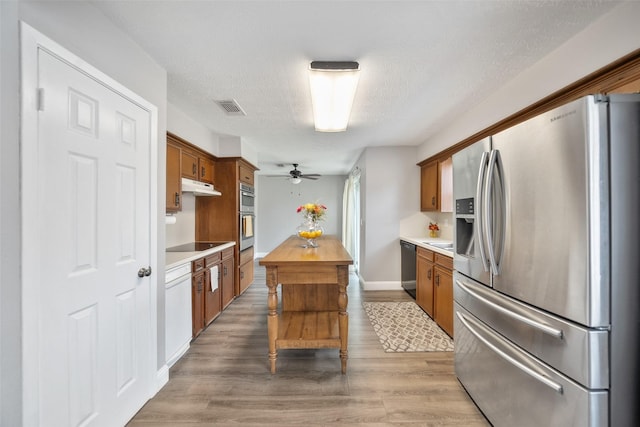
(165, 241), (236, 270)
(400, 236), (454, 257)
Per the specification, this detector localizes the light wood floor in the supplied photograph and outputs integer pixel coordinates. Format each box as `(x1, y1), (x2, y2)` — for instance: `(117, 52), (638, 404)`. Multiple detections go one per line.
(128, 262), (489, 426)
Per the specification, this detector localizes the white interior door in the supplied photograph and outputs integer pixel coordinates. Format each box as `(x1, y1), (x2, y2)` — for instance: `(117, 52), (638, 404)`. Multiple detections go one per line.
(21, 26), (156, 426)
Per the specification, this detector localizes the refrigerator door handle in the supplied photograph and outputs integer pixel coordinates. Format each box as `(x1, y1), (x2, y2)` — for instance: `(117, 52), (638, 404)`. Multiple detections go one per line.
(456, 310), (564, 394)
(476, 151), (490, 272)
(456, 279), (564, 339)
(484, 149), (504, 275)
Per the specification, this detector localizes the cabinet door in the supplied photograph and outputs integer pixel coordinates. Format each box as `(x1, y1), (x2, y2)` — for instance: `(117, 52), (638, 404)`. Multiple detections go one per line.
(221, 257), (234, 309)
(166, 143), (182, 212)
(416, 250), (435, 317)
(421, 160), (439, 211)
(199, 156), (215, 184)
(434, 265), (453, 337)
(239, 259), (254, 295)
(239, 163), (254, 185)
(239, 247), (254, 295)
(181, 150), (198, 180)
(204, 264), (221, 325)
(192, 270), (205, 338)
(439, 157), (453, 213)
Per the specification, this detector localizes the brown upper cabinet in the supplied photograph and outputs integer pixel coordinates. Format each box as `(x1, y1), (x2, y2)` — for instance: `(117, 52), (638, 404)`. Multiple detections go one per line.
(166, 141), (182, 212)
(181, 147), (215, 184)
(166, 132), (218, 211)
(239, 162), (254, 186)
(420, 157), (452, 213)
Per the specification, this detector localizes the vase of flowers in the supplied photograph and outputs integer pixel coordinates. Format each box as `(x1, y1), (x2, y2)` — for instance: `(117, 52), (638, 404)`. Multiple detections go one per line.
(296, 203), (326, 247)
(428, 222), (439, 238)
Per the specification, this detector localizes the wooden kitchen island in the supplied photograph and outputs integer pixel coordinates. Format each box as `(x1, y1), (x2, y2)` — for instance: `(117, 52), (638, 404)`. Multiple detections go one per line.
(259, 235), (353, 374)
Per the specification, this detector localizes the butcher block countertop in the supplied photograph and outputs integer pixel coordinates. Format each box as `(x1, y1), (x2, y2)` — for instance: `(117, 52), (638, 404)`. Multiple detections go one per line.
(260, 235), (353, 266)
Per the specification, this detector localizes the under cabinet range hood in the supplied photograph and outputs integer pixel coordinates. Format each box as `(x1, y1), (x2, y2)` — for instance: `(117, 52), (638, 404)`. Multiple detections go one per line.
(181, 178), (221, 196)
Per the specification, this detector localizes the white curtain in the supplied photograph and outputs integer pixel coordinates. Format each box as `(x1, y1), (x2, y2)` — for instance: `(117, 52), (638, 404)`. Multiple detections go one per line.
(342, 168), (360, 271)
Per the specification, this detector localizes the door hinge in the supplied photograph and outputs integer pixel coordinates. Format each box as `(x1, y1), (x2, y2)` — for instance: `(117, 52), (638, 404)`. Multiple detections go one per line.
(37, 88), (45, 111)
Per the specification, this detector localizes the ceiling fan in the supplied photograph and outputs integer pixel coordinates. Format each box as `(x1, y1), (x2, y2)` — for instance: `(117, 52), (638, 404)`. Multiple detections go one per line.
(269, 164), (321, 184)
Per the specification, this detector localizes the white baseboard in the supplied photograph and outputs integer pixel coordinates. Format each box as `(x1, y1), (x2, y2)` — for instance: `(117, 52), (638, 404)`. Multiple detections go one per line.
(359, 277), (403, 291)
(166, 342), (190, 368)
(155, 364), (169, 393)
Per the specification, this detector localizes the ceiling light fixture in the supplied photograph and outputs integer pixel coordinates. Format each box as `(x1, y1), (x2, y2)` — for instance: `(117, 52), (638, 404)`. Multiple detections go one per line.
(308, 61), (360, 132)
(290, 177), (302, 185)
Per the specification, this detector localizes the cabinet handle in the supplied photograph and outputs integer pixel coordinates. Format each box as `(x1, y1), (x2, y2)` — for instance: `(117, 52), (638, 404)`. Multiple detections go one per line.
(223, 265), (227, 276)
(431, 196), (436, 206)
(241, 271), (244, 279)
(435, 274), (440, 286)
(174, 192), (180, 206)
(427, 270), (432, 280)
(201, 166), (205, 178)
(192, 164), (196, 175)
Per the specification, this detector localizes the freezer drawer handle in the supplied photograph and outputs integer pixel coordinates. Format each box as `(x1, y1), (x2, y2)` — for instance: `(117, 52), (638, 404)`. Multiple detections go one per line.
(456, 310), (564, 394)
(456, 279), (563, 339)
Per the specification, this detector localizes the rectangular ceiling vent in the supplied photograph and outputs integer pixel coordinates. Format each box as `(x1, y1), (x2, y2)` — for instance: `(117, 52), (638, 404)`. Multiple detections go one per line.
(215, 99), (246, 116)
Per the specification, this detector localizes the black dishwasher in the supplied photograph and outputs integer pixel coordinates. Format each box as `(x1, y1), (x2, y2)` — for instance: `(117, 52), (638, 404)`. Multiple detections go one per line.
(400, 240), (417, 298)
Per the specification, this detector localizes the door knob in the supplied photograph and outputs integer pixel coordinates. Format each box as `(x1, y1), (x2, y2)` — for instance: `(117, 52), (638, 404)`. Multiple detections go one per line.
(138, 267), (152, 278)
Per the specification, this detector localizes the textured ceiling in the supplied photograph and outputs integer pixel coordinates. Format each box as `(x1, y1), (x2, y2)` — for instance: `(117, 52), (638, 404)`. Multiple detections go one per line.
(91, 0), (620, 176)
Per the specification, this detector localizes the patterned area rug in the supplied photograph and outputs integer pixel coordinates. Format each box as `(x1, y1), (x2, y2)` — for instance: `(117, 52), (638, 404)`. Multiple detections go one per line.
(363, 302), (454, 352)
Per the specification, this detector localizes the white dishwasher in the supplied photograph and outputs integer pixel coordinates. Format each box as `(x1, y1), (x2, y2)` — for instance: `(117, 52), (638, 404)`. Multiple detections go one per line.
(165, 262), (192, 367)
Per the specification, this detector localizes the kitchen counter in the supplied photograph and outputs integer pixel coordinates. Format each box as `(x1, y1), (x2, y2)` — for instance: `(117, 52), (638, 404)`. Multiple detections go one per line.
(400, 236), (454, 257)
(165, 241), (236, 269)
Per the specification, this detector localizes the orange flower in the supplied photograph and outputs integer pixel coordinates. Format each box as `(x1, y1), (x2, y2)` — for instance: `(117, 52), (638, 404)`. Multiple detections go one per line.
(297, 203), (327, 222)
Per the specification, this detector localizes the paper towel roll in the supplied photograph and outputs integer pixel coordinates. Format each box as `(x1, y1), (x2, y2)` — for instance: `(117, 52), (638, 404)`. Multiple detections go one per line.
(165, 215), (177, 225)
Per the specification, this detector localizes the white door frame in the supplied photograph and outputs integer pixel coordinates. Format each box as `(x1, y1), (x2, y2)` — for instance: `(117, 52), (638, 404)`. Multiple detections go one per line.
(20, 22), (159, 425)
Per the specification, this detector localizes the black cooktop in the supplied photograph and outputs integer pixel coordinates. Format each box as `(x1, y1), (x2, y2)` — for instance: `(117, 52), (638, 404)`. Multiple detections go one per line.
(166, 242), (227, 252)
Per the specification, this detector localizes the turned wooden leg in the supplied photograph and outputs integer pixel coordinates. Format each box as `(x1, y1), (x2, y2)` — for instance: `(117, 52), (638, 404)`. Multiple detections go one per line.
(337, 265), (349, 374)
(266, 267), (278, 373)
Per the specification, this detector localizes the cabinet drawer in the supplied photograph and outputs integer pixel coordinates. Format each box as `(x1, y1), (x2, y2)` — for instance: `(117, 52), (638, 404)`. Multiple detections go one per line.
(192, 257), (205, 272)
(435, 253), (453, 269)
(239, 246), (254, 265)
(417, 247), (434, 261)
(205, 252), (221, 266)
(222, 247), (234, 260)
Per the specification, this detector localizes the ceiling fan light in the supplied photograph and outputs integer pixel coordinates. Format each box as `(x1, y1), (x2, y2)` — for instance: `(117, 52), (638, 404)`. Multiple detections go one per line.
(290, 177), (302, 184)
(309, 61), (360, 132)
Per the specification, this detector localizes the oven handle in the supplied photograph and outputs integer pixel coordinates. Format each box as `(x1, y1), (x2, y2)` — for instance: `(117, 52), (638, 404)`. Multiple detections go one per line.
(456, 310), (564, 394)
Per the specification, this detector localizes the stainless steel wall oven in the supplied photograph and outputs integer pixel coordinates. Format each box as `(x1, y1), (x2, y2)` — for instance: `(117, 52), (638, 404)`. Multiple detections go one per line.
(239, 183), (255, 251)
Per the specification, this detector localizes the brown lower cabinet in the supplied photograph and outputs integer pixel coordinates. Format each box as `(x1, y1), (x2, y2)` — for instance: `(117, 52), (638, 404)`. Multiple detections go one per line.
(191, 259), (206, 338)
(192, 248), (235, 338)
(239, 247), (254, 295)
(204, 252), (222, 326)
(416, 247), (453, 337)
(221, 248), (234, 309)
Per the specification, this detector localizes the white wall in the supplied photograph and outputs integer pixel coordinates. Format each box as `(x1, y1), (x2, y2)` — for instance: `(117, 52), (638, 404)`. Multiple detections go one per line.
(356, 146), (420, 289)
(1, 2), (167, 423)
(168, 102), (220, 155)
(417, 1), (640, 160)
(1, 2), (21, 425)
(255, 174), (345, 256)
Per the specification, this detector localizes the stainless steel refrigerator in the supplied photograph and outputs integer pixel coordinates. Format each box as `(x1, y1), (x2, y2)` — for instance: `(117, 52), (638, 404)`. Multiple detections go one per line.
(452, 94), (639, 427)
